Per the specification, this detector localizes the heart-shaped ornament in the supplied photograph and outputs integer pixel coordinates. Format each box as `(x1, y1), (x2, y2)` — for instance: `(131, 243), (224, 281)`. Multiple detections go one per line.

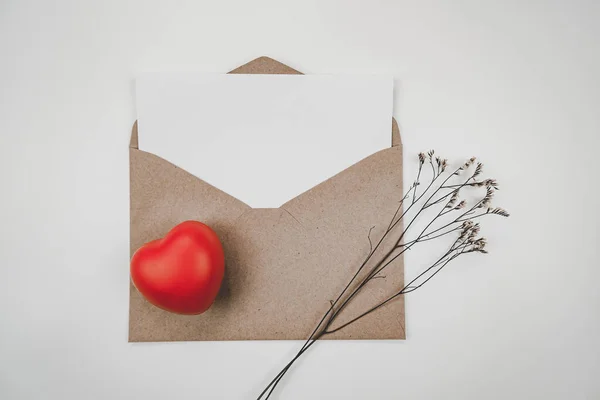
(130, 221), (225, 315)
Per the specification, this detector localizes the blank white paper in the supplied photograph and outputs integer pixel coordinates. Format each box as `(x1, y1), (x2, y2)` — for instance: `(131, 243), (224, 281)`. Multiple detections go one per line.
(135, 73), (393, 208)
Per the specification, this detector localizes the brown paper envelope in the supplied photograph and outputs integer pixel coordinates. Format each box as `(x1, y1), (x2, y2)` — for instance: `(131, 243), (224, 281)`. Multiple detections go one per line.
(129, 57), (405, 341)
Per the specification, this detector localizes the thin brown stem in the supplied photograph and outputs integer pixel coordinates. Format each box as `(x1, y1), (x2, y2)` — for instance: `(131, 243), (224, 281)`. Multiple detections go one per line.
(325, 246), (467, 334)
(256, 153), (507, 399)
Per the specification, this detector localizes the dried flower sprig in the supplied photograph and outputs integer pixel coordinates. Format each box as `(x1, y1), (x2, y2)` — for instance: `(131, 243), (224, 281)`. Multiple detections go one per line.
(257, 152), (509, 399)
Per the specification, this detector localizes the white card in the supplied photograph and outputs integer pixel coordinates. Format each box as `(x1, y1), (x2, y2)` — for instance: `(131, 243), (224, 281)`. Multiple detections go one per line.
(135, 73), (393, 208)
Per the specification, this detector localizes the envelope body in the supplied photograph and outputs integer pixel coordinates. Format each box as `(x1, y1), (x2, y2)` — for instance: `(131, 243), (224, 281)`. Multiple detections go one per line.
(128, 57), (405, 342)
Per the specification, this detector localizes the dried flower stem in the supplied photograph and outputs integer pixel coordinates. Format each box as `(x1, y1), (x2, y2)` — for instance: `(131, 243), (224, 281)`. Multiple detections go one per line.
(257, 152), (509, 399)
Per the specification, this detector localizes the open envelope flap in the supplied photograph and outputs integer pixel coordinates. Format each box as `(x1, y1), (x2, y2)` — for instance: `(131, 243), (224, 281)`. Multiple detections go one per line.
(129, 57), (405, 341)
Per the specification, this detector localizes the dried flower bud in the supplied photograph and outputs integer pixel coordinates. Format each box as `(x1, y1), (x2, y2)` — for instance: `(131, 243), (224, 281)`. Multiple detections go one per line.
(474, 238), (488, 253)
(446, 191), (460, 208)
(454, 200), (466, 210)
(478, 187), (495, 208)
(464, 157), (477, 168)
(490, 208), (510, 217)
(473, 163), (483, 178)
(418, 153), (426, 164)
(484, 179), (498, 190)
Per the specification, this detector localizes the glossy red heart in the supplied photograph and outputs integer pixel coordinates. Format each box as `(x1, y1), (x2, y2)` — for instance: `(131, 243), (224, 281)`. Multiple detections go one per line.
(130, 221), (225, 315)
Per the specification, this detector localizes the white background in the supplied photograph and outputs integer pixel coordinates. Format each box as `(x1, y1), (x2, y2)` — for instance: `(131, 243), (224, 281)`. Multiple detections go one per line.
(1, 1), (598, 399)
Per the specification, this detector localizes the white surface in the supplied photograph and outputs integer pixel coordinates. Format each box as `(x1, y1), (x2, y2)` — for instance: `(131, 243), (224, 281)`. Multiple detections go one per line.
(136, 73), (392, 208)
(1, 1), (599, 399)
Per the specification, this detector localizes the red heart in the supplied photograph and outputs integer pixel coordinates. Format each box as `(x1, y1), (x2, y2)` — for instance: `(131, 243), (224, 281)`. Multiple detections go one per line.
(130, 221), (225, 315)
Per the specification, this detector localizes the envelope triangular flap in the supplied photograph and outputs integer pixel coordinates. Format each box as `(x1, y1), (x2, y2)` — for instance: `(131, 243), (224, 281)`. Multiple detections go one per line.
(129, 57), (405, 341)
(229, 56), (303, 75)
